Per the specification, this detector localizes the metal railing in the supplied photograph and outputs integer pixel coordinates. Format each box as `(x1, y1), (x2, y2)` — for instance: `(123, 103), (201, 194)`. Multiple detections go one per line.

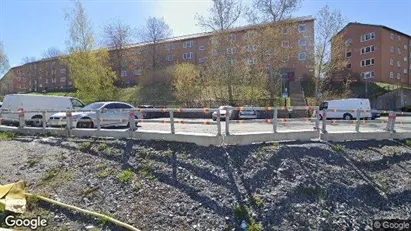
(0, 106), (410, 146)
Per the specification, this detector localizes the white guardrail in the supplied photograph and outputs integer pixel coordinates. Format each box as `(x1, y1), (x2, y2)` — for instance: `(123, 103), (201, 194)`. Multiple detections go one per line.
(0, 106), (410, 146)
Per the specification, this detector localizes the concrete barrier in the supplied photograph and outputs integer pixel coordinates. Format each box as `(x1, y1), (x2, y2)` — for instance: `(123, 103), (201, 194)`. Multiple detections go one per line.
(224, 131), (319, 145)
(321, 132), (411, 141)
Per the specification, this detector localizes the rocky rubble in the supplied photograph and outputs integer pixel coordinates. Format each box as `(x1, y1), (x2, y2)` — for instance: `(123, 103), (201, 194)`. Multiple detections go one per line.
(0, 136), (410, 230)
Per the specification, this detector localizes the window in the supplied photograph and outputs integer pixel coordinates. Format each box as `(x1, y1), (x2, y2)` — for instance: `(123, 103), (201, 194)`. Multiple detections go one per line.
(135, 49), (142, 55)
(45, 79), (49, 83)
(68, 81), (72, 86)
(361, 71), (375, 79)
(298, 52), (307, 60)
(121, 70), (127, 77)
(397, 36), (401, 42)
(230, 34), (236, 41)
(281, 56), (290, 62)
(282, 41), (289, 48)
(360, 32), (375, 42)
(183, 41), (193, 48)
(227, 47), (236, 55)
(230, 59), (236, 66)
(361, 45), (375, 54)
(319, 102), (328, 110)
(60, 77), (66, 83)
(345, 39), (352, 46)
(390, 33), (394, 40)
(247, 57), (257, 65)
(133, 69), (141, 76)
(299, 40), (307, 47)
(39, 84), (43, 88)
(246, 44), (257, 52)
(397, 73), (401, 79)
(397, 48), (401, 55)
(404, 45), (408, 50)
(390, 46), (394, 52)
(183, 52), (193, 60)
(405, 57), (408, 62)
(390, 72), (394, 78)
(121, 60), (129, 67)
(199, 46), (206, 51)
(405, 69), (408, 74)
(199, 57), (206, 63)
(346, 51), (352, 58)
(390, 58), (394, 66)
(212, 50), (218, 56)
(360, 58), (375, 67)
(245, 30), (255, 39)
(299, 24), (306, 32)
(281, 28), (288, 35)
(347, 63), (351, 69)
(397, 60), (401, 67)
(211, 37), (217, 45)
(60, 68), (66, 74)
(166, 55), (175, 61)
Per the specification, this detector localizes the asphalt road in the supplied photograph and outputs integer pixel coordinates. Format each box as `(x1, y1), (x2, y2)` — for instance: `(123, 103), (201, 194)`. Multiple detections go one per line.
(136, 116), (411, 134)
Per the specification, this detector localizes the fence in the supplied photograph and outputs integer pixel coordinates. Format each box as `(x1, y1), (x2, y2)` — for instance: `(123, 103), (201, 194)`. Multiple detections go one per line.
(0, 106), (410, 146)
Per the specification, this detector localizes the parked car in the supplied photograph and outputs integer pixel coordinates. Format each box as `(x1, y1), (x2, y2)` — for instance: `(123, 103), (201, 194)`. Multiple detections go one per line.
(0, 102), (2, 109)
(212, 106), (234, 121)
(371, 109), (381, 120)
(238, 105), (259, 120)
(318, 98), (372, 120)
(48, 102), (143, 129)
(0, 94), (85, 127)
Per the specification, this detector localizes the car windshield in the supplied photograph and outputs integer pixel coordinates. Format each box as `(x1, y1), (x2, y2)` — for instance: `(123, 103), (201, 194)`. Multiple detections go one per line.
(219, 106), (231, 110)
(83, 102), (105, 110)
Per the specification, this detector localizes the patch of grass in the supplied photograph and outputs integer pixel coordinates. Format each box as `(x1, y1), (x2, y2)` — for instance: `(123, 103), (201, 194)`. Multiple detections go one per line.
(140, 163), (154, 179)
(405, 139), (411, 147)
(272, 142), (279, 150)
(80, 141), (92, 151)
(233, 204), (250, 222)
(97, 143), (108, 151)
(27, 157), (42, 167)
(253, 195), (264, 208)
(98, 169), (112, 178)
(248, 221), (263, 231)
(99, 213), (112, 226)
(0, 131), (17, 141)
(331, 144), (345, 152)
(97, 162), (106, 169)
(117, 169), (133, 183)
(254, 146), (266, 159)
(38, 168), (76, 188)
(374, 174), (389, 193)
(163, 148), (173, 158)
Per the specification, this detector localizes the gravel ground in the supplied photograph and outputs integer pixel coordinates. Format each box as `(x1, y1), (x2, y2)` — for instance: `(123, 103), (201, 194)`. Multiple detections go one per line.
(1, 135), (411, 231)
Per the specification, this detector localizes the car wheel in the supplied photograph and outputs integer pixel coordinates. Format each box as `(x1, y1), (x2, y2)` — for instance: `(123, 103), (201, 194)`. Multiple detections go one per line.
(212, 117), (216, 121)
(77, 118), (94, 129)
(31, 115), (43, 127)
(343, 113), (353, 120)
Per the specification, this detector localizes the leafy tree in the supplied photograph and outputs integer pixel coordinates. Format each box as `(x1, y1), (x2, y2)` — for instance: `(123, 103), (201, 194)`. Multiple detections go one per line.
(173, 63), (202, 106)
(63, 0), (116, 103)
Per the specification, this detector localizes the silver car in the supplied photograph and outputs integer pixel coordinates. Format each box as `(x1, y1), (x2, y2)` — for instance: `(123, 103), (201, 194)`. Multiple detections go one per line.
(48, 102), (142, 129)
(238, 105), (259, 120)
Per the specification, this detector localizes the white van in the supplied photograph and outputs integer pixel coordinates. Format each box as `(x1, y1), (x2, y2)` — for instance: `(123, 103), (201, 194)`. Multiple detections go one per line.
(0, 94), (85, 127)
(318, 98), (372, 120)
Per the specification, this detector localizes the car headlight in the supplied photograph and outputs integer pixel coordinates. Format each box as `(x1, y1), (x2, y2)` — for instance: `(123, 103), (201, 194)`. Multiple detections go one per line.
(61, 116), (67, 120)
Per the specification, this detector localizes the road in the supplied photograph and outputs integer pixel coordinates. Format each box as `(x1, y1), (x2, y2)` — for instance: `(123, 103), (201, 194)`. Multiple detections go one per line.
(136, 116), (411, 135)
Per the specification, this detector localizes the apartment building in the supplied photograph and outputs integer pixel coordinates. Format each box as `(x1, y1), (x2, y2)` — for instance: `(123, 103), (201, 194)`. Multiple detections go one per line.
(335, 22), (411, 86)
(0, 16), (315, 94)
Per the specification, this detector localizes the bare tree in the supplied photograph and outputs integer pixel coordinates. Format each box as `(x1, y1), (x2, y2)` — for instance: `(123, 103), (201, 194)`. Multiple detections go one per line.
(138, 17), (172, 70)
(247, 0), (302, 23)
(195, 0), (243, 32)
(103, 19), (132, 85)
(65, 0), (95, 53)
(21, 56), (37, 64)
(0, 42), (9, 75)
(315, 5), (347, 100)
(42, 47), (63, 59)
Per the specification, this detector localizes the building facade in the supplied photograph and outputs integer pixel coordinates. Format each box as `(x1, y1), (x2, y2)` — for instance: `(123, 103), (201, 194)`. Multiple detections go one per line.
(336, 22), (411, 86)
(0, 16), (315, 94)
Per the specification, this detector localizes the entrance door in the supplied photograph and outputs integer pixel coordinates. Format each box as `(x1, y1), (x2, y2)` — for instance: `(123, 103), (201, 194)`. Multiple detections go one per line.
(288, 72), (295, 82)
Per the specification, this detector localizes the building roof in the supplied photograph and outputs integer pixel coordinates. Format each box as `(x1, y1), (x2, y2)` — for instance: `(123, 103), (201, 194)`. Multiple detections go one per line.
(122, 15), (315, 49)
(336, 22), (411, 39)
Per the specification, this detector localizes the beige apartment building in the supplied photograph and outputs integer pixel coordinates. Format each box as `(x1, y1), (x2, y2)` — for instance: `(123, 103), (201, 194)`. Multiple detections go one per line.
(335, 22), (411, 86)
(0, 16), (315, 94)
